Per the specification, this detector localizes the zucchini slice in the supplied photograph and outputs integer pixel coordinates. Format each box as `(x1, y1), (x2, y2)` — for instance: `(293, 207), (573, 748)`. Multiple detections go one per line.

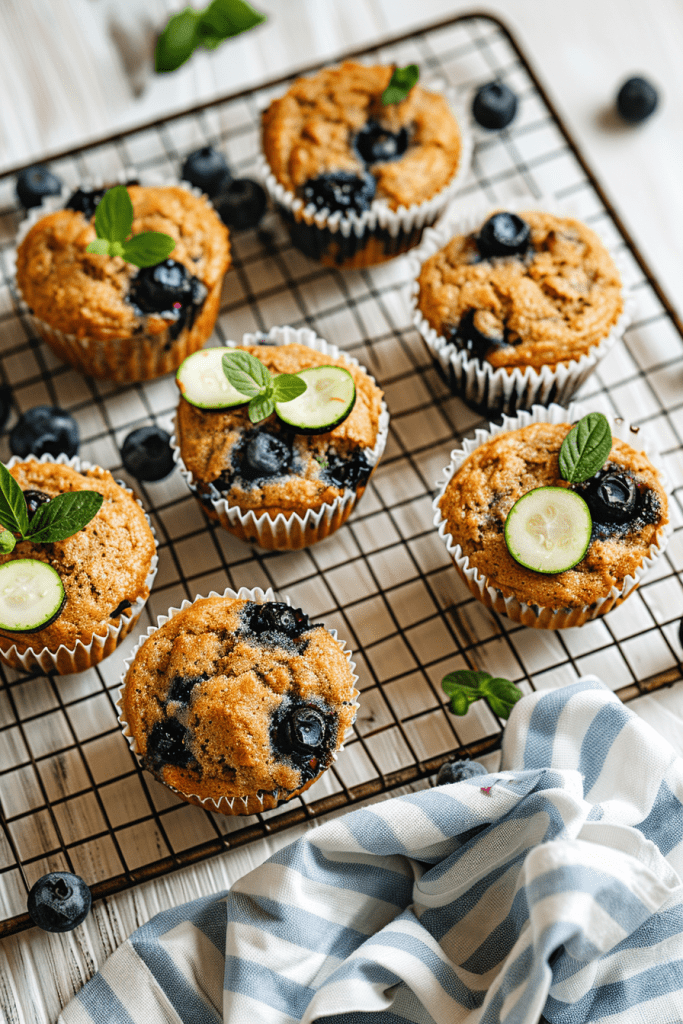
(176, 348), (248, 410)
(504, 487), (592, 574)
(275, 365), (355, 434)
(0, 559), (66, 632)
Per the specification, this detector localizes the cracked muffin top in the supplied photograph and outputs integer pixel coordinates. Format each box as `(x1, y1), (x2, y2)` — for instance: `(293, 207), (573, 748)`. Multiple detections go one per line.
(262, 61), (462, 211)
(438, 422), (668, 609)
(120, 596), (358, 814)
(417, 210), (623, 372)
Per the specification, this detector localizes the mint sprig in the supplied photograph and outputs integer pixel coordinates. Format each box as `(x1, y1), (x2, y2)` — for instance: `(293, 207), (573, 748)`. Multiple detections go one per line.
(222, 350), (307, 424)
(155, 0), (266, 74)
(0, 463), (103, 545)
(558, 412), (612, 484)
(442, 669), (522, 720)
(85, 186), (176, 268)
(381, 64), (419, 106)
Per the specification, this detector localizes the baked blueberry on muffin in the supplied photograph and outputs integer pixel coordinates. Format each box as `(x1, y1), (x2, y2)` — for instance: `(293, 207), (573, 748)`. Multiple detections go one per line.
(15, 183), (231, 382)
(173, 328), (388, 550)
(119, 593), (358, 814)
(434, 407), (669, 629)
(412, 208), (626, 414)
(260, 61), (468, 267)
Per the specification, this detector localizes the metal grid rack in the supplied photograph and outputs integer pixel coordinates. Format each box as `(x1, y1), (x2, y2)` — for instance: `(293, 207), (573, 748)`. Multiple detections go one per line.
(0, 12), (681, 938)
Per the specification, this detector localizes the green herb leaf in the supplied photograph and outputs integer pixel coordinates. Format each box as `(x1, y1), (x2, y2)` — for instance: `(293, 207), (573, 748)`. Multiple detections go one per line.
(26, 491), (104, 544)
(85, 238), (111, 256)
(0, 463), (28, 537)
(155, 0), (266, 74)
(558, 412), (612, 484)
(442, 669), (523, 720)
(222, 350), (271, 398)
(248, 394), (274, 423)
(95, 185), (133, 244)
(121, 232), (176, 267)
(272, 373), (307, 403)
(381, 64), (419, 106)
(0, 529), (16, 554)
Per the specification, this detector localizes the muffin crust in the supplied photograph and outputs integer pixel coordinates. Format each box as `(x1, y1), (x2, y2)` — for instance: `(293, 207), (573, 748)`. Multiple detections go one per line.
(439, 422), (668, 609)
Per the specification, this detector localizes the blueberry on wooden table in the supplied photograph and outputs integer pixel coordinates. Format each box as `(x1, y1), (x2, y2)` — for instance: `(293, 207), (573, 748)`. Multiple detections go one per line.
(181, 146), (232, 197)
(16, 165), (62, 208)
(436, 759), (487, 785)
(213, 178), (268, 230)
(121, 425), (175, 482)
(27, 872), (92, 932)
(472, 81), (518, 129)
(616, 77), (658, 123)
(10, 406), (79, 459)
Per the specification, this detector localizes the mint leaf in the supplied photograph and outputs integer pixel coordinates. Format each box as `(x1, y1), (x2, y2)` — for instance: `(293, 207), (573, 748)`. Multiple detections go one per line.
(381, 64), (419, 106)
(26, 491), (103, 544)
(0, 463), (28, 537)
(272, 373), (307, 403)
(222, 351), (271, 397)
(478, 677), (523, 720)
(86, 238), (111, 256)
(248, 394), (274, 423)
(558, 413), (612, 484)
(442, 669), (523, 720)
(95, 185), (133, 244)
(156, 0), (265, 74)
(121, 232), (176, 267)
(0, 530), (16, 554)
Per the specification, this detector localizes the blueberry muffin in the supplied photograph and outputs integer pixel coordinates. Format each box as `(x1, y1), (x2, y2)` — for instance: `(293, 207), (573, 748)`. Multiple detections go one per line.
(173, 332), (388, 550)
(261, 61), (467, 268)
(15, 184), (231, 382)
(119, 595), (358, 814)
(435, 413), (669, 628)
(0, 458), (157, 673)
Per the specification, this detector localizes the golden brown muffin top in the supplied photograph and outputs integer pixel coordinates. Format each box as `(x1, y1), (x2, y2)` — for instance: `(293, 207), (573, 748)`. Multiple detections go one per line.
(438, 422), (668, 609)
(176, 342), (385, 518)
(262, 61), (462, 210)
(417, 211), (623, 371)
(15, 186), (231, 342)
(121, 596), (357, 806)
(0, 461), (156, 653)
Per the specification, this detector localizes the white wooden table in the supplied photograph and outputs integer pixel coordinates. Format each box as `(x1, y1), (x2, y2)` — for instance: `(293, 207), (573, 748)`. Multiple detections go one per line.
(0, 1), (682, 1020)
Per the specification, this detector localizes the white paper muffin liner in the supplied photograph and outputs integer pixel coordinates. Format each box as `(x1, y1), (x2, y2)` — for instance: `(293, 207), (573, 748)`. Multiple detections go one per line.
(432, 401), (672, 629)
(407, 195), (634, 416)
(0, 453), (159, 674)
(171, 325), (390, 551)
(117, 586), (360, 816)
(13, 172), (230, 383)
(259, 79), (473, 269)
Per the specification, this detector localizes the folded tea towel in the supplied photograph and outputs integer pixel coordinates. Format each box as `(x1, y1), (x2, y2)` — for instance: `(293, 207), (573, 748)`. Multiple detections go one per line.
(59, 676), (683, 1024)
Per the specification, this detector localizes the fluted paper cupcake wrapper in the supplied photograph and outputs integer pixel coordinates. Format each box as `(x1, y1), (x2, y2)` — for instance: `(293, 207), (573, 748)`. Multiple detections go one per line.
(432, 401), (673, 630)
(117, 586), (360, 816)
(171, 325), (390, 551)
(0, 453), (159, 674)
(259, 82), (473, 269)
(13, 172), (229, 383)
(407, 195), (634, 416)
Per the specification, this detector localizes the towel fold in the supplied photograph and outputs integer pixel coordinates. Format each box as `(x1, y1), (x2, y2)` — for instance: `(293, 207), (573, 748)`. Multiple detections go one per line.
(60, 676), (683, 1024)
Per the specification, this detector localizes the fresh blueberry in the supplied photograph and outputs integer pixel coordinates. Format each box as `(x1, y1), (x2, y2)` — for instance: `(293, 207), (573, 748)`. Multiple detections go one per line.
(0, 384), (12, 434)
(27, 872), (92, 932)
(244, 601), (312, 640)
(301, 171), (376, 216)
(477, 212), (531, 259)
(65, 187), (107, 220)
(181, 146), (232, 197)
(167, 674), (209, 705)
(616, 77), (658, 123)
(355, 120), (409, 164)
(323, 450), (372, 490)
(436, 759), (488, 785)
(286, 708), (326, 753)
(472, 81), (518, 130)
(23, 490), (52, 519)
(447, 309), (509, 361)
(270, 698), (335, 784)
(120, 425), (175, 482)
(576, 468), (638, 524)
(10, 406), (79, 459)
(16, 165), (62, 209)
(128, 260), (207, 341)
(213, 178), (267, 230)
(146, 718), (193, 769)
(239, 432), (291, 481)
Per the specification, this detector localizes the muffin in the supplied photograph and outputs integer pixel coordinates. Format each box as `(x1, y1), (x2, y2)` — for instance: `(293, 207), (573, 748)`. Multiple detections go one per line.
(0, 455), (158, 673)
(433, 403), (670, 629)
(410, 204), (629, 415)
(259, 61), (471, 268)
(172, 326), (389, 550)
(15, 183), (231, 382)
(118, 589), (359, 814)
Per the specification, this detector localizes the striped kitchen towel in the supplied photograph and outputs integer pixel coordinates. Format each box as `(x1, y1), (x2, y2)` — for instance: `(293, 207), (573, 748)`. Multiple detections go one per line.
(60, 676), (683, 1024)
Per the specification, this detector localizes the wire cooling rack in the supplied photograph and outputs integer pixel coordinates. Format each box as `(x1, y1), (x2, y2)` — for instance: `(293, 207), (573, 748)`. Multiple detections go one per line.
(0, 13), (681, 938)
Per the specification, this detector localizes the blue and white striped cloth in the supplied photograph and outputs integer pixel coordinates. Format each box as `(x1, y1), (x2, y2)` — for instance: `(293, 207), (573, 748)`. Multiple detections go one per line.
(60, 676), (683, 1023)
